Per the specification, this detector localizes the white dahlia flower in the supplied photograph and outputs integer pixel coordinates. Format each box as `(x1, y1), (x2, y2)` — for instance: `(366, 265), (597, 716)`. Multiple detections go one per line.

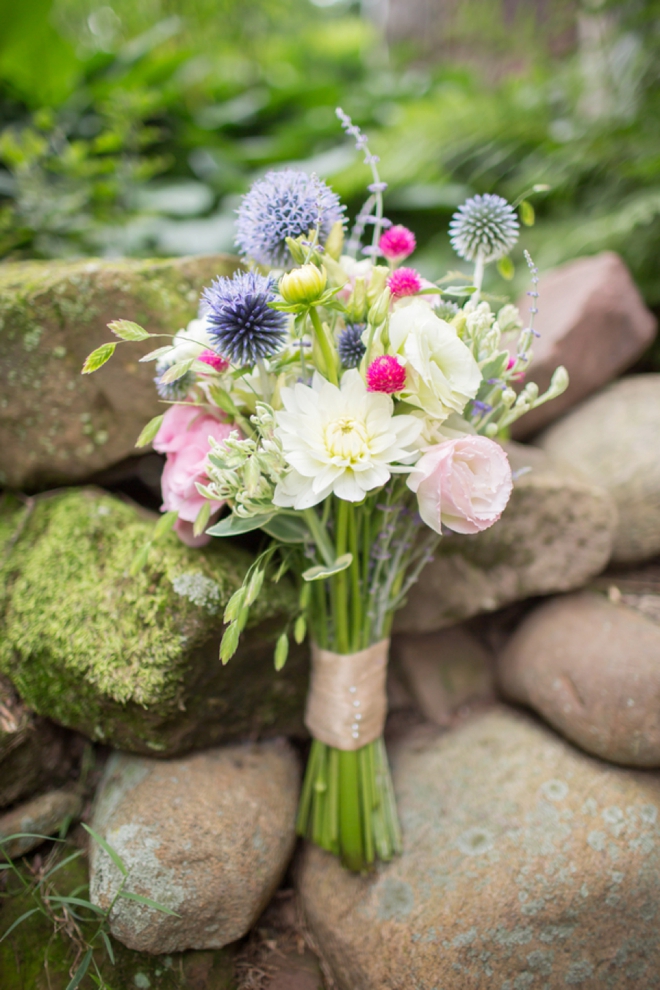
(389, 300), (482, 422)
(272, 370), (422, 509)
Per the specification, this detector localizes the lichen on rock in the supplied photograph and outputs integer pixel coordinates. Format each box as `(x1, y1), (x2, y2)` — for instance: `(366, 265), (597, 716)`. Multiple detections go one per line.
(0, 488), (305, 755)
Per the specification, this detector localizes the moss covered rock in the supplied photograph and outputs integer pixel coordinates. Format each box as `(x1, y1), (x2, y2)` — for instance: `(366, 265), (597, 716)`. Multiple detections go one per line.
(0, 254), (241, 491)
(0, 489), (305, 755)
(0, 851), (236, 989)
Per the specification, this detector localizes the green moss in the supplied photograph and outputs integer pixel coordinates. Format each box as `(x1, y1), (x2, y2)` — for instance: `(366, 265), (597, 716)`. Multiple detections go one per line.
(0, 489), (305, 755)
(0, 849), (236, 989)
(0, 254), (242, 489)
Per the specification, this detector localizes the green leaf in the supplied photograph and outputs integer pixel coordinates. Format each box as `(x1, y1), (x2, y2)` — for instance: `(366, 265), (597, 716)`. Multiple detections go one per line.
(479, 352), (509, 381)
(206, 513), (274, 537)
(208, 384), (238, 416)
(46, 896), (105, 915)
(82, 823), (128, 876)
(42, 850), (83, 882)
(274, 632), (289, 671)
(223, 587), (246, 624)
(261, 514), (309, 543)
(0, 908), (41, 942)
(100, 930), (115, 964)
(245, 567), (264, 606)
(159, 358), (194, 384)
(117, 890), (181, 916)
(108, 320), (150, 341)
(135, 414), (164, 448)
(294, 613), (306, 644)
(220, 622), (240, 665)
(497, 256), (515, 281)
(193, 500), (211, 538)
(302, 553), (353, 582)
(441, 285), (477, 297)
(520, 200), (535, 226)
(153, 510), (178, 541)
(82, 342), (117, 374)
(139, 345), (173, 363)
(129, 542), (151, 576)
(66, 948), (93, 990)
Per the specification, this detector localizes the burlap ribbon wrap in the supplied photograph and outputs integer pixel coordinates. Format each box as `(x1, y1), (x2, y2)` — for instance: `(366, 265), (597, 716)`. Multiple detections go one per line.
(305, 639), (390, 751)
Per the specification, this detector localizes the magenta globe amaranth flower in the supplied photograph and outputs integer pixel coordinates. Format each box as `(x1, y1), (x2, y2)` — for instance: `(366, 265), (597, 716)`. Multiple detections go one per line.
(379, 225), (416, 262)
(366, 356), (406, 394)
(387, 267), (422, 299)
(202, 271), (288, 367)
(235, 170), (345, 267)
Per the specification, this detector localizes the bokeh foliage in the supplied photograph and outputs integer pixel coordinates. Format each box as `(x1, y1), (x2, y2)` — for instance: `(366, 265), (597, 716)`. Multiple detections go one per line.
(0, 0), (658, 305)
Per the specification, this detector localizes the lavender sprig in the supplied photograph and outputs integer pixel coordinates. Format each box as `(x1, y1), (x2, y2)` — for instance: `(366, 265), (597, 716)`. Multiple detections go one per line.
(336, 108), (390, 259)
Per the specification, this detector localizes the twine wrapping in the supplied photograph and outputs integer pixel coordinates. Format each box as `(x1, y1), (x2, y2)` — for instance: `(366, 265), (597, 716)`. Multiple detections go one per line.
(305, 639), (390, 751)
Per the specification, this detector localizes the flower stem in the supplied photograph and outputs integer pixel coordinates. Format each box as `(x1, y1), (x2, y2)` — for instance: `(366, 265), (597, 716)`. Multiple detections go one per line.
(333, 498), (350, 654)
(309, 306), (338, 385)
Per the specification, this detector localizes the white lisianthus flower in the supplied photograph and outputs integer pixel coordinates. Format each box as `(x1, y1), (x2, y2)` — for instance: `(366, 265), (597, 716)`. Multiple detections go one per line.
(389, 300), (482, 422)
(272, 370), (422, 510)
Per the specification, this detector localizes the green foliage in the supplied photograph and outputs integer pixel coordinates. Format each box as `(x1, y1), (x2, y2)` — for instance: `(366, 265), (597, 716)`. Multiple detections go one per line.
(0, 0), (658, 319)
(0, 833), (177, 990)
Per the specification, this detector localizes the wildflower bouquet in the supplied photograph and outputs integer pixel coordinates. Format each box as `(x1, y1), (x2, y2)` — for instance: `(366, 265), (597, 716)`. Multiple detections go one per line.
(83, 110), (567, 872)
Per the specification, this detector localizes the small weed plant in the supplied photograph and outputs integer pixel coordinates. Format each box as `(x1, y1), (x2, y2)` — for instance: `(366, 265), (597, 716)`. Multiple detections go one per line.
(0, 824), (178, 989)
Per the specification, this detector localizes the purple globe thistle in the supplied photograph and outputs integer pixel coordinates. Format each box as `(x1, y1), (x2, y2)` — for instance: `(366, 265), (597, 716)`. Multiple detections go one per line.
(154, 360), (196, 401)
(337, 323), (366, 369)
(235, 170), (345, 267)
(202, 270), (288, 366)
(449, 194), (519, 263)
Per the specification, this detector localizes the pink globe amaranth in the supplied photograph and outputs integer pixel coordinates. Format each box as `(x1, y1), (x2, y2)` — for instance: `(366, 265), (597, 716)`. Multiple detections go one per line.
(407, 436), (513, 535)
(387, 267), (422, 299)
(198, 349), (230, 373)
(366, 355), (407, 394)
(153, 405), (235, 545)
(379, 225), (416, 261)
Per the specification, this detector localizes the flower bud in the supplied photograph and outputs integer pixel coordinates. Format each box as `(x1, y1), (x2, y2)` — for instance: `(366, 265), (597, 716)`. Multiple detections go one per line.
(324, 221), (345, 261)
(367, 265), (389, 304)
(501, 387), (517, 408)
(280, 264), (327, 306)
(549, 365), (569, 396)
(368, 287), (392, 327)
(347, 276), (368, 322)
(285, 236), (307, 265)
(451, 311), (467, 338)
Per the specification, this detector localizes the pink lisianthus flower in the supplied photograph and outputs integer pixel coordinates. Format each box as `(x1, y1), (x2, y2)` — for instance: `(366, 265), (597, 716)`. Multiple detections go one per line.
(407, 436), (513, 535)
(379, 225), (416, 262)
(153, 404), (235, 547)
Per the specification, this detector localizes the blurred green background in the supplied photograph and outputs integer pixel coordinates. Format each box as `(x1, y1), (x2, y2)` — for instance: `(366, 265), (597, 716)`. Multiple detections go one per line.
(0, 0), (658, 305)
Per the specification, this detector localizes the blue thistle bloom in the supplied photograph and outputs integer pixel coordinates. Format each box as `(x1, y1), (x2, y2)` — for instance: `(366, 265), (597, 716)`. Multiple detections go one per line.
(202, 270), (288, 366)
(435, 300), (459, 321)
(449, 194), (519, 263)
(154, 361), (196, 401)
(338, 323), (366, 369)
(235, 170), (345, 267)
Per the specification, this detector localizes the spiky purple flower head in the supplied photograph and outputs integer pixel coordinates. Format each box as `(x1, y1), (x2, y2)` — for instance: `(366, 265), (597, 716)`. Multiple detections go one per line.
(449, 194), (519, 263)
(337, 323), (366, 369)
(235, 170), (345, 267)
(202, 270), (288, 366)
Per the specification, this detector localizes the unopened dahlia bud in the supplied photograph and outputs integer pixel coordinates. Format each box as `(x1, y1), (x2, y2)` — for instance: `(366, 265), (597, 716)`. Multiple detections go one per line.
(280, 264), (327, 306)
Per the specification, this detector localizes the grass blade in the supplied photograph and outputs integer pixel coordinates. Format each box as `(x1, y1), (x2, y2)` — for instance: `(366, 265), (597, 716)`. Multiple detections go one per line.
(66, 948), (93, 990)
(100, 930), (115, 964)
(0, 908), (41, 942)
(117, 890), (180, 916)
(82, 824), (128, 877)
